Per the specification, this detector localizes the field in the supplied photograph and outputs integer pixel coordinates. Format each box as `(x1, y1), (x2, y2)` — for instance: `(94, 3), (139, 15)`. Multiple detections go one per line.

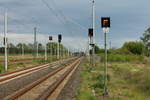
(0, 54), (59, 73)
(73, 55), (150, 100)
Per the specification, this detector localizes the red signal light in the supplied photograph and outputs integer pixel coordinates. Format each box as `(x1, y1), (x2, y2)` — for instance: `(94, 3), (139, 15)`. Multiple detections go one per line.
(101, 17), (110, 28)
(49, 36), (53, 40)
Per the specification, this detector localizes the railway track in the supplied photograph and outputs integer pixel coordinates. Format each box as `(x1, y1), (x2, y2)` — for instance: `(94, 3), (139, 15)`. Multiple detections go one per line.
(0, 57), (75, 83)
(0, 57), (81, 100)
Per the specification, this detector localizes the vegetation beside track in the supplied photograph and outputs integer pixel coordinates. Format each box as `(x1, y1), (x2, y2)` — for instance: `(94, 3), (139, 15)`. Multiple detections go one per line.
(73, 56), (150, 100)
(0, 56), (59, 73)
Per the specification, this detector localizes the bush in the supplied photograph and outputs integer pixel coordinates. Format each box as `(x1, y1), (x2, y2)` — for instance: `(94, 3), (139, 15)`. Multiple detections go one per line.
(122, 41), (145, 55)
(99, 54), (144, 62)
(91, 74), (110, 89)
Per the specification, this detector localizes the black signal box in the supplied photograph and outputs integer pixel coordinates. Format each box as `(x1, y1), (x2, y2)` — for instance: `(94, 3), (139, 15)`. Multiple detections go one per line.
(101, 17), (110, 28)
(3, 38), (7, 45)
(58, 34), (62, 43)
(88, 28), (93, 37)
(49, 36), (53, 41)
(90, 43), (95, 47)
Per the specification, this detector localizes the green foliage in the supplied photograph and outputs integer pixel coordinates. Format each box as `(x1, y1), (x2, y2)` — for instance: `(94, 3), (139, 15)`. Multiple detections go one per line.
(0, 42), (68, 55)
(0, 64), (4, 73)
(91, 74), (105, 89)
(141, 28), (150, 50)
(144, 50), (150, 57)
(99, 54), (144, 62)
(122, 41), (145, 55)
(91, 74), (110, 89)
(89, 45), (101, 54)
(94, 45), (101, 54)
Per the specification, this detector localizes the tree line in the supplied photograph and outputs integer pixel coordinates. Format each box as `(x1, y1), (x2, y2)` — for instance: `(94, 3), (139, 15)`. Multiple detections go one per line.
(0, 42), (67, 55)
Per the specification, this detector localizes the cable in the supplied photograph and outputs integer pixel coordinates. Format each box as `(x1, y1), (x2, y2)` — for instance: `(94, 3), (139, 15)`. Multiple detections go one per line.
(40, 0), (88, 50)
(51, 0), (87, 31)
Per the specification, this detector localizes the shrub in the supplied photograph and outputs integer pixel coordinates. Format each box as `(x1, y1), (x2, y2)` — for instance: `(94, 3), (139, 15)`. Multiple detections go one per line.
(99, 54), (144, 62)
(91, 74), (110, 89)
(122, 41), (145, 55)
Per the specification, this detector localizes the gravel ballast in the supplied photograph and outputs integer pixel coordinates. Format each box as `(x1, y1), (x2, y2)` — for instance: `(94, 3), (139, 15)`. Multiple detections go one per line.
(56, 60), (83, 100)
(0, 59), (76, 99)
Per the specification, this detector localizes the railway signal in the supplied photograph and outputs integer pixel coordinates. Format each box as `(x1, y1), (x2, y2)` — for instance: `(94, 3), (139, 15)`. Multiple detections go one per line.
(88, 28), (94, 69)
(88, 28), (93, 37)
(57, 34), (62, 59)
(49, 36), (53, 41)
(101, 17), (110, 28)
(49, 36), (53, 61)
(58, 34), (62, 43)
(101, 17), (110, 96)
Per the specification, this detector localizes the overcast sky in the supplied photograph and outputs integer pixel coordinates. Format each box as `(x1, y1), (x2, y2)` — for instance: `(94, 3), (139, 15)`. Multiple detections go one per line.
(0, 0), (150, 50)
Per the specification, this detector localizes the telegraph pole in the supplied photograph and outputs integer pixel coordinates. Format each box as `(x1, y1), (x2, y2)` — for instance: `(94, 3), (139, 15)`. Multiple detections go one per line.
(4, 11), (8, 71)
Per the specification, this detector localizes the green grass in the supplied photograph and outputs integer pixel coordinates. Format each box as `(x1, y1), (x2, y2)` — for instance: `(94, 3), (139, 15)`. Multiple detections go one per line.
(0, 64), (4, 73)
(73, 56), (150, 100)
(0, 56), (59, 73)
(98, 54), (144, 63)
(73, 60), (97, 100)
(73, 58), (107, 100)
(108, 62), (150, 100)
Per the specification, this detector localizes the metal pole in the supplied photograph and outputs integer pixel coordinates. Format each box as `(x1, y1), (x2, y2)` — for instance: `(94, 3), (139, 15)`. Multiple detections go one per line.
(34, 27), (37, 58)
(37, 42), (38, 57)
(45, 43), (47, 61)
(60, 44), (61, 59)
(4, 11), (8, 71)
(104, 31), (108, 95)
(61, 46), (63, 58)
(62, 47), (64, 58)
(90, 37), (92, 67)
(92, 0), (95, 66)
(57, 42), (60, 59)
(87, 40), (90, 56)
(22, 43), (24, 57)
(55, 45), (57, 57)
(68, 48), (69, 57)
(50, 41), (53, 61)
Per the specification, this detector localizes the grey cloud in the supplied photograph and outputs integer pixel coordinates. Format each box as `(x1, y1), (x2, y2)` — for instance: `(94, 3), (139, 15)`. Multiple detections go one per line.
(0, 0), (150, 48)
